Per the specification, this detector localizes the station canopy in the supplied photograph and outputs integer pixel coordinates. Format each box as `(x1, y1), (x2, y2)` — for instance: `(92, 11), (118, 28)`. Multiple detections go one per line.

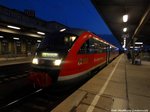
(92, 0), (150, 48)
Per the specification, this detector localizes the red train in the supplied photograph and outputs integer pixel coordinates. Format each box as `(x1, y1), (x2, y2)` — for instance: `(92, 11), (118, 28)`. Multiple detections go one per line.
(29, 28), (119, 88)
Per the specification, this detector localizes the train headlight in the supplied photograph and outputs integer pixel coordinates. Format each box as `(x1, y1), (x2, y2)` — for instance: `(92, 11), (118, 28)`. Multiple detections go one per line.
(32, 58), (39, 64)
(53, 59), (62, 66)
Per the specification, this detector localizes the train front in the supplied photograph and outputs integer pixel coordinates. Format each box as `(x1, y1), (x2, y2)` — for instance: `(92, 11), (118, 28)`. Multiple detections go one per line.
(29, 31), (77, 88)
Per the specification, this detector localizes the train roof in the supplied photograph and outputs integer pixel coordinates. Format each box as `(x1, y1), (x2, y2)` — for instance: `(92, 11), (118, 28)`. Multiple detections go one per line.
(47, 28), (118, 49)
(63, 28), (89, 36)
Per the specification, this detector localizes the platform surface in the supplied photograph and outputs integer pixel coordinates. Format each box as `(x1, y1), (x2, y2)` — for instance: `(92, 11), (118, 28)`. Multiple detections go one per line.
(0, 57), (32, 66)
(52, 54), (150, 112)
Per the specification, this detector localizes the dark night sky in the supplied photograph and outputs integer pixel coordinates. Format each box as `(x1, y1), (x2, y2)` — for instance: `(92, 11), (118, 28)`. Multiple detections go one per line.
(0, 0), (122, 48)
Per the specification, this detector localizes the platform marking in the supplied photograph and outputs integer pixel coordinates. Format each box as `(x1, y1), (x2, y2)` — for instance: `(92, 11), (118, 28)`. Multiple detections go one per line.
(86, 55), (122, 112)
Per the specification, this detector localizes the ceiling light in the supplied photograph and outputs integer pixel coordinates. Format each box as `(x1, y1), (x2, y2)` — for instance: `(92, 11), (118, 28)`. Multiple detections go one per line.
(13, 37), (19, 40)
(60, 28), (66, 32)
(123, 28), (127, 32)
(0, 36), (4, 38)
(7, 25), (21, 30)
(37, 32), (45, 35)
(37, 40), (41, 42)
(135, 42), (143, 45)
(123, 14), (128, 22)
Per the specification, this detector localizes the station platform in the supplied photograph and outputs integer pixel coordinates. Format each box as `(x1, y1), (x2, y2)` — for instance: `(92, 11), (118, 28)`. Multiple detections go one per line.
(0, 57), (32, 66)
(52, 54), (150, 112)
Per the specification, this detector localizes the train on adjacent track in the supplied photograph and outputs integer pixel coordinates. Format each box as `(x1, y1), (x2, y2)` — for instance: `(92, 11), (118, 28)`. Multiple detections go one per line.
(29, 28), (119, 88)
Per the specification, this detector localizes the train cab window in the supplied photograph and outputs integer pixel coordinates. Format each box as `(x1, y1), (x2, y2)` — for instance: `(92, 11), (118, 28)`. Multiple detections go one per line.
(64, 36), (77, 47)
(38, 32), (78, 52)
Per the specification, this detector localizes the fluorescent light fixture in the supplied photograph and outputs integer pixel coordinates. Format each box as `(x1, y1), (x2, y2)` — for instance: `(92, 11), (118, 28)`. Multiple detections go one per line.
(7, 25), (21, 30)
(123, 14), (128, 22)
(60, 28), (66, 32)
(0, 36), (4, 38)
(37, 40), (41, 42)
(13, 37), (19, 40)
(130, 46), (140, 49)
(123, 38), (126, 48)
(135, 47), (140, 49)
(37, 32), (45, 35)
(135, 42), (143, 45)
(123, 28), (127, 32)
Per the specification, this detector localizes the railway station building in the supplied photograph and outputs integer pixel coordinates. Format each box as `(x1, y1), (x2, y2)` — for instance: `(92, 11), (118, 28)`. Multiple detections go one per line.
(0, 5), (66, 58)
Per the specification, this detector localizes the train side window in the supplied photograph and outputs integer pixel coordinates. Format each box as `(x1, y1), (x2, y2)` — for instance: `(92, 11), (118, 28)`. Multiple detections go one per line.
(89, 38), (97, 54)
(78, 40), (89, 54)
(97, 42), (102, 53)
(100, 42), (107, 53)
(78, 37), (107, 54)
(89, 38), (104, 54)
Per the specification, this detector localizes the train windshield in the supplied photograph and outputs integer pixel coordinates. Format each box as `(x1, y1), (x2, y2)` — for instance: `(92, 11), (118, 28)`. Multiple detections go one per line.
(37, 32), (78, 52)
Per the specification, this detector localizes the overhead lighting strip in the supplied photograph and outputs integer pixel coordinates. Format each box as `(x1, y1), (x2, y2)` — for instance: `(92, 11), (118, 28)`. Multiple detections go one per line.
(37, 32), (45, 35)
(13, 37), (19, 40)
(7, 25), (21, 30)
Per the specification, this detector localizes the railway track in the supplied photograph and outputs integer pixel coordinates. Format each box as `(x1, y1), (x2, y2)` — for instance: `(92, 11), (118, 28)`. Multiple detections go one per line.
(0, 64), (79, 112)
(0, 72), (28, 84)
(0, 63), (102, 112)
(0, 87), (72, 112)
(0, 63), (31, 84)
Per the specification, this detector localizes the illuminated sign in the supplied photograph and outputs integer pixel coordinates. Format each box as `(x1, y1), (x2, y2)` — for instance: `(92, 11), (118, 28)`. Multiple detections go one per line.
(42, 52), (58, 57)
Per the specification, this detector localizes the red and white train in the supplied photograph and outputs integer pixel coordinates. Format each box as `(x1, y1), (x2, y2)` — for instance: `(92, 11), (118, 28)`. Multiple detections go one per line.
(29, 28), (119, 88)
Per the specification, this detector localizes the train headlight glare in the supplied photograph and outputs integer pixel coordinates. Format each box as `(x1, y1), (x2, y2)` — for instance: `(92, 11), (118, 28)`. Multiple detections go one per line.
(53, 59), (62, 66)
(32, 58), (38, 64)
